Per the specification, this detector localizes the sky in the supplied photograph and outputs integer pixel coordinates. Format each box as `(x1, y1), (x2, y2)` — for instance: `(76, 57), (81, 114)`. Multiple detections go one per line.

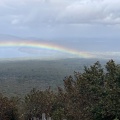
(0, 0), (120, 59)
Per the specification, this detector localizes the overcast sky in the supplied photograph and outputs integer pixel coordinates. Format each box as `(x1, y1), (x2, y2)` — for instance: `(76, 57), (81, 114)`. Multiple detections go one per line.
(0, 0), (120, 59)
(0, 0), (120, 38)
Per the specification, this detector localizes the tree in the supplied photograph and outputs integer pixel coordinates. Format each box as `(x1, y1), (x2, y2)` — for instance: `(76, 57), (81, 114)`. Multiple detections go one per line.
(22, 60), (120, 120)
(61, 60), (120, 120)
(0, 94), (19, 120)
(23, 88), (55, 120)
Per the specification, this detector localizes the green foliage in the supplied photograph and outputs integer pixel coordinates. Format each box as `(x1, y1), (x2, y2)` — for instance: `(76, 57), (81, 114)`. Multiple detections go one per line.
(61, 60), (120, 120)
(0, 59), (120, 120)
(23, 88), (55, 119)
(52, 108), (65, 120)
(0, 58), (89, 96)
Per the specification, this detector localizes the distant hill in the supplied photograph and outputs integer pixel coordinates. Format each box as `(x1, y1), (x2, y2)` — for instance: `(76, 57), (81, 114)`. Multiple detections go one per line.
(0, 34), (23, 40)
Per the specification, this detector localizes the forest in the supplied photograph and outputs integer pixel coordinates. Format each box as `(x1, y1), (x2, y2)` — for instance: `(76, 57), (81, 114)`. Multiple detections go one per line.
(0, 59), (120, 120)
(0, 58), (104, 96)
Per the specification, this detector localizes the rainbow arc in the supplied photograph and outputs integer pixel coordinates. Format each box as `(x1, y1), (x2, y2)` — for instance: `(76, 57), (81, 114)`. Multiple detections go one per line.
(0, 40), (95, 58)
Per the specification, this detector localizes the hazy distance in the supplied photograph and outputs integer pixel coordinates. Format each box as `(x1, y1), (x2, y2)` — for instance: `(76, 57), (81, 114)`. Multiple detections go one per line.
(0, 0), (120, 60)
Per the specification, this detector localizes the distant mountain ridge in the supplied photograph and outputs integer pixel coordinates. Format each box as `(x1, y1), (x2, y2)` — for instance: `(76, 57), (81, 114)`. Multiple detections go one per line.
(0, 34), (24, 40)
(0, 34), (120, 60)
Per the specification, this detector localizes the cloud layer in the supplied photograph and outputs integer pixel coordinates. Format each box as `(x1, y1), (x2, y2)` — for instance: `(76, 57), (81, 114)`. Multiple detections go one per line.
(1, 0), (120, 28)
(0, 0), (120, 39)
(0, 0), (120, 27)
(0, 0), (120, 60)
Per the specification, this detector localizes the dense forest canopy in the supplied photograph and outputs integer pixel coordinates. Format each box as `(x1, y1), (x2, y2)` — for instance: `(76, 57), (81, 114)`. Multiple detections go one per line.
(0, 58), (105, 96)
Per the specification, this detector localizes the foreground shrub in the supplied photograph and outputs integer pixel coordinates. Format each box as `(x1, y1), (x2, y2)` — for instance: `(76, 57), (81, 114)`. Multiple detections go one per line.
(0, 94), (19, 120)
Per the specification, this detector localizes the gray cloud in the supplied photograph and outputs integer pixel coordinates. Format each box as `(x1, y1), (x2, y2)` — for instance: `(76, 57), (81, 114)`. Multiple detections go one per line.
(0, 0), (120, 38)
(57, 0), (120, 25)
(1, 0), (120, 59)
(1, 0), (120, 29)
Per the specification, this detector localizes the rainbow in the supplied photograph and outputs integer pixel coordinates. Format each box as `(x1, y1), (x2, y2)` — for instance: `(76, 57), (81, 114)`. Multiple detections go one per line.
(0, 40), (95, 58)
